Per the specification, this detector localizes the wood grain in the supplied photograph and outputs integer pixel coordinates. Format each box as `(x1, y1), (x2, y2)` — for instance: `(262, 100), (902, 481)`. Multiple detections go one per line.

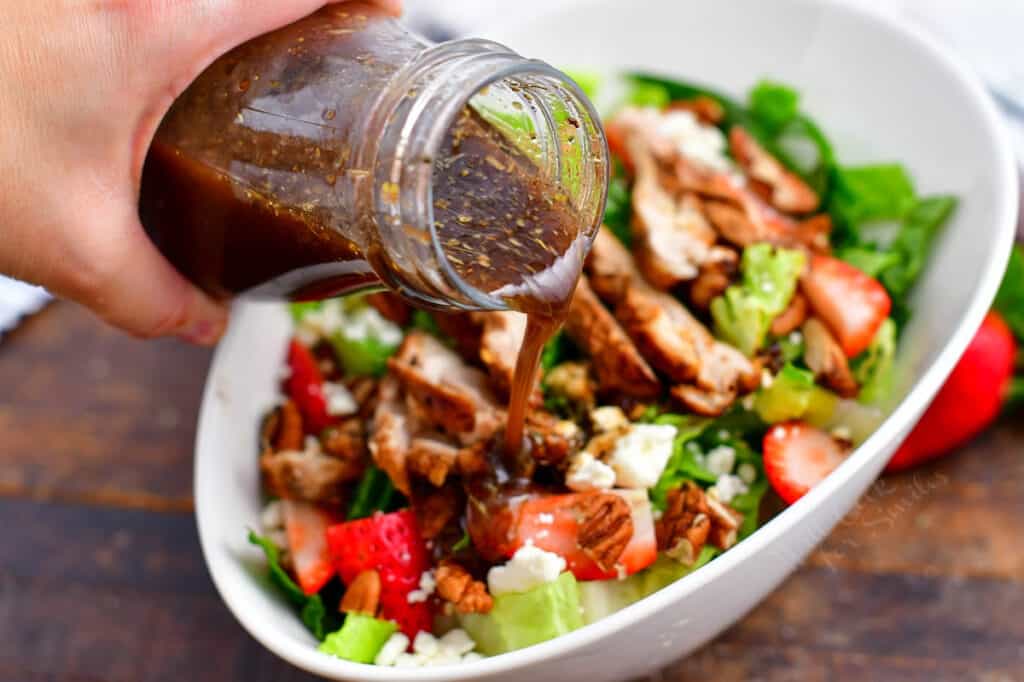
(2, 301), (1023, 682)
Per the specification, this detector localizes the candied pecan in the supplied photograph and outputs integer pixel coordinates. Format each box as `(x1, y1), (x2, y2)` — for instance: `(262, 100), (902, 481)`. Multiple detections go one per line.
(261, 399), (304, 455)
(770, 293), (809, 337)
(526, 411), (584, 465)
(656, 483), (712, 564)
(321, 418), (367, 461)
(667, 95), (725, 125)
(435, 561), (493, 614)
(574, 492), (634, 572)
(706, 493), (744, 550)
(544, 361), (597, 409)
(261, 448), (363, 505)
(340, 569), (381, 615)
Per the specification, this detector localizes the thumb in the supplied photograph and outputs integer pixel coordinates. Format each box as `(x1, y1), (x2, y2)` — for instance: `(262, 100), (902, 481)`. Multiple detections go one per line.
(66, 220), (229, 345)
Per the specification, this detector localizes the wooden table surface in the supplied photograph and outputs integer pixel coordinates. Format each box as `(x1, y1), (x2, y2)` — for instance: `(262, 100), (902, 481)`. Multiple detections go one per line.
(2, 302), (1022, 682)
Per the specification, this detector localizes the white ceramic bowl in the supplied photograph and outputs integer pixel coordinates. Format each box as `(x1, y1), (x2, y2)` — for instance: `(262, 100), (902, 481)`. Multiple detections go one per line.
(195, 1), (1018, 679)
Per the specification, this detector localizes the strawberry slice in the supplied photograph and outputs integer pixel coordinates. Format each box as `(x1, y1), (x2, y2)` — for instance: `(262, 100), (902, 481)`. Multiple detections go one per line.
(281, 500), (337, 595)
(887, 312), (1017, 472)
(763, 422), (851, 505)
(510, 489), (657, 581)
(801, 255), (891, 358)
(325, 510), (432, 639)
(284, 339), (332, 434)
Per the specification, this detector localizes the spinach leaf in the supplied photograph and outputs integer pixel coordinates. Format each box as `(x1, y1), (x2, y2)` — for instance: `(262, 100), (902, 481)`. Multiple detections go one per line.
(347, 465), (399, 520)
(603, 164), (633, 247)
(248, 531), (339, 640)
(879, 196), (958, 299)
(829, 164), (917, 236)
(748, 81), (800, 134)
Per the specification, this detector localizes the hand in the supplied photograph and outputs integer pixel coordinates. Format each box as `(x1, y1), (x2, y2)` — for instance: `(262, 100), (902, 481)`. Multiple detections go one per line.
(0, 0), (401, 345)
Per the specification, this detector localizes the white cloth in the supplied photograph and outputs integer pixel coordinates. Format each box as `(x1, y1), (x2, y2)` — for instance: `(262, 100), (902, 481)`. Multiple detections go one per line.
(1, 0), (1020, 340)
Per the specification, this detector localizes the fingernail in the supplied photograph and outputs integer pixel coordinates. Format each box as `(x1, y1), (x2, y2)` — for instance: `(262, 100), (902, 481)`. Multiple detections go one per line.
(177, 318), (225, 346)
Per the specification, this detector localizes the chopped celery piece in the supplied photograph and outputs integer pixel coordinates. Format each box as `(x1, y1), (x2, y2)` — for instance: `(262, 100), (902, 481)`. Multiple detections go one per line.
(319, 614), (397, 664)
(754, 363), (837, 425)
(459, 572), (583, 655)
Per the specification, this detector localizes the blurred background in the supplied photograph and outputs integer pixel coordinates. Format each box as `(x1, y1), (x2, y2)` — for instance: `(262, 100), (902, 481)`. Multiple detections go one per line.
(1, 1), (1022, 681)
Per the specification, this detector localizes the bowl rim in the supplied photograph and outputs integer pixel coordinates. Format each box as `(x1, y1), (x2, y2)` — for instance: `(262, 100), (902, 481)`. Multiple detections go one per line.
(194, 0), (1020, 678)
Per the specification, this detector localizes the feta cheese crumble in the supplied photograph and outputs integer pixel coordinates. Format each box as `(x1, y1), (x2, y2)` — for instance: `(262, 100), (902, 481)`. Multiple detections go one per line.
(737, 462), (758, 485)
(323, 381), (357, 417)
(607, 423), (677, 489)
(705, 445), (737, 478)
(709, 473), (749, 503)
(407, 569), (436, 604)
(654, 110), (736, 175)
(487, 543), (566, 596)
(565, 452), (616, 491)
(374, 629), (482, 667)
(590, 405), (629, 433)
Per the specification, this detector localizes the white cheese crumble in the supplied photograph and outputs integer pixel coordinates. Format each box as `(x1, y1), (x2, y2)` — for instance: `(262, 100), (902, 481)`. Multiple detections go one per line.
(374, 632), (409, 666)
(705, 445), (737, 478)
(760, 368), (775, 389)
(590, 405), (629, 433)
(487, 543), (566, 596)
(294, 298), (403, 346)
(407, 569), (437, 604)
(565, 452), (616, 491)
(709, 474), (749, 504)
(831, 425), (853, 442)
(323, 381), (358, 417)
(737, 462), (758, 485)
(654, 110), (736, 175)
(260, 500), (283, 531)
(375, 629), (482, 667)
(537, 513), (554, 525)
(606, 423), (677, 489)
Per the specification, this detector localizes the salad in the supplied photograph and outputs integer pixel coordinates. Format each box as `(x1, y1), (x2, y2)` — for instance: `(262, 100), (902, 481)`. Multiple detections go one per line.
(249, 73), (957, 667)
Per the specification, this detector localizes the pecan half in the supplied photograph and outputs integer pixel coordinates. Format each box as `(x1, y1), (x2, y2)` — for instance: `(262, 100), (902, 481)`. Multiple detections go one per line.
(574, 492), (634, 572)
(340, 569), (381, 616)
(706, 493), (744, 550)
(656, 482), (712, 564)
(260, 399), (304, 456)
(770, 293), (809, 337)
(435, 562), (493, 614)
(802, 317), (859, 398)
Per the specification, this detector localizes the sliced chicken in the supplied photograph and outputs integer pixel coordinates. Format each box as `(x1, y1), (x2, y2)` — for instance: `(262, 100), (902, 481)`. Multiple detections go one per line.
(629, 137), (715, 288)
(802, 317), (859, 398)
(670, 384), (737, 418)
(261, 447), (364, 506)
(586, 226), (640, 305)
(369, 374), (415, 494)
(689, 247), (739, 309)
(387, 331), (501, 443)
(565, 277), (661, 399)
(770, 292), (810, 337)
(729, 127), (819, 214)
(407, 433), (460, 487)
(666, 96), (724, 125)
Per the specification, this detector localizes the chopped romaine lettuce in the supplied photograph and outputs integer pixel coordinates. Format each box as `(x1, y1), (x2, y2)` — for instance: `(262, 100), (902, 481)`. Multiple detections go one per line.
(650, 414), (713, 508)
(995, 245), (1024, 340)
(578, 550), (718, 624)
(331, 333), (398, 378)
(729, 477), (769, 539)
(852, 318), (897, 406)
(319, 614), (397, 663)
(459, 572), (583, 656)
(879, 196), (957, 299)
(347, 465), (398, 520)
(711, 244), (806, 356)
(627, 81), (671, 108)
(248, 531), (338, 640)
(829, 164), (917, 233)
(748, 81), (800, 134)
(289, 301), (323, 323)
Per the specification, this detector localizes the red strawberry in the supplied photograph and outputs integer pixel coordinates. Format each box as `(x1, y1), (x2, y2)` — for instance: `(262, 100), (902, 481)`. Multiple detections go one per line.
(281, 500), (337, 595)
(887, 312), (1017, 472)
(763, 422), (851, 505)
(325, 510), (432, 639)
(509, 489), (657, 581)
(801, 255), (892, 358)
(285, 339), (332, 434)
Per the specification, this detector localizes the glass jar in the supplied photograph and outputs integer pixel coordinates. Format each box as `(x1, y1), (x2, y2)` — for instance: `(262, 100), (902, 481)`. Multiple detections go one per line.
(139, 2), (608, 312)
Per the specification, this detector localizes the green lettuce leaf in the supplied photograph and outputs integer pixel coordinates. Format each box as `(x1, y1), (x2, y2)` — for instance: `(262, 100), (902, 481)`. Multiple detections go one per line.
(879, 196), (958, 299)
(248, 531), (337, 640)
(852, 318), (897, 406)
(603, 164), (633, 247)
(711, 244), (806, 356)
(562, 69), (603, 100)
(748, 81), (800, 134)
(649, 414), (713, 509)
(829, 164), (917, 234)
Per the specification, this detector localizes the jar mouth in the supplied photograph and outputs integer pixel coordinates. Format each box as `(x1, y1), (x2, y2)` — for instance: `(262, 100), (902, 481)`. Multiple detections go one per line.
(361, 39), (609, 312)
